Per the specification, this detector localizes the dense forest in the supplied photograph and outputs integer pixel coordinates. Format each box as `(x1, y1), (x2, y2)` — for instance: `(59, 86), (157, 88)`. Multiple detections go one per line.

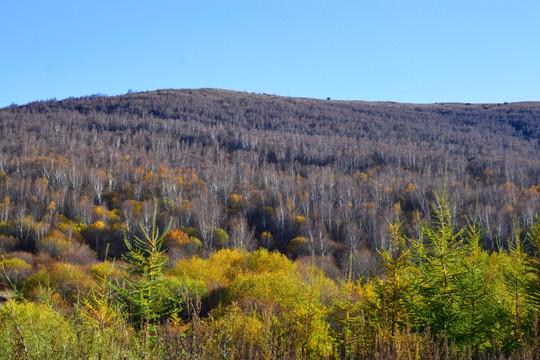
(0, 89), (539, 359)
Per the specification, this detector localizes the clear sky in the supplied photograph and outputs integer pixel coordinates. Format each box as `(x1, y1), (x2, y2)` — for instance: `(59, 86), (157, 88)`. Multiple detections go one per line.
(2, 0), (539, 107)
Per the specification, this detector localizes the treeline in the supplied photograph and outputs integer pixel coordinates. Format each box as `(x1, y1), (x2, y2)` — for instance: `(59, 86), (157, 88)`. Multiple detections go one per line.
(1, 192), (540, 359)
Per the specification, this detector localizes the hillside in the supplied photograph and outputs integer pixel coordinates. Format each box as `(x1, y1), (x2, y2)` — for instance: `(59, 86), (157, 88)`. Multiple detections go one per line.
(1, 89), (540, 358)
(0, 89), (538, 269)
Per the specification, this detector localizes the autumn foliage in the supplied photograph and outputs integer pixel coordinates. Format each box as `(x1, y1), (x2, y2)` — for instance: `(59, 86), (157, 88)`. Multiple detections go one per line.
(0, 90), (538, 358)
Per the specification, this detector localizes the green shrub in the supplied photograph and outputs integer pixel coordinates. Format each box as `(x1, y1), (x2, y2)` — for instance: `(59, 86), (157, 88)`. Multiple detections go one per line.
(0, 301), (76, 359)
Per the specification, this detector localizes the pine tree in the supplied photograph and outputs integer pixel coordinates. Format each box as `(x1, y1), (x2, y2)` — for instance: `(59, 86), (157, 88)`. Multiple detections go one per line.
(455, 220), (501, 351)
(375, 217), (413, 337)
(410, 186), (464, 337)
(114, 204), (182, 346)
(502, 218), (531, 351)
(333, 255), (365, 359)
(525, 216), (540, 311)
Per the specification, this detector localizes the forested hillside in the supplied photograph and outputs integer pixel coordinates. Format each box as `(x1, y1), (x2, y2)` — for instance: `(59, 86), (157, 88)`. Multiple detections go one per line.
(0, 89), (538, 273)
(0, 89), (539, 359)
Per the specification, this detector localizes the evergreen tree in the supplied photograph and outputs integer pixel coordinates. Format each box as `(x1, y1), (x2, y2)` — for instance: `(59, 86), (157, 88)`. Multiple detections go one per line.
(501, 219), (531, 352)
(375, 217), (414, 336)
(114, 204), (182, 336)
(525, 216), (540, 311)
(410, 187), (464, 337)
(455, 220), (503, 351)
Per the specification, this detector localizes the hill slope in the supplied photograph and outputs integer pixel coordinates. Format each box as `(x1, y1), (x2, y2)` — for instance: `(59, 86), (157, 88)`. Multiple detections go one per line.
(0, 89), (538, 275)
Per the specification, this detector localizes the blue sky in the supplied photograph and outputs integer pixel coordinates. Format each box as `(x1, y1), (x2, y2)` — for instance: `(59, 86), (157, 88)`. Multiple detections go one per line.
(1, 0), (539, 107)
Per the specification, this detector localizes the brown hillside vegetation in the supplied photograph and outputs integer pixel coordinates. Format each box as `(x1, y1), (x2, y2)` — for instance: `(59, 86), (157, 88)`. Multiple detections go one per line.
(0, 89), (538, 263)
(0, 89), (539, 358)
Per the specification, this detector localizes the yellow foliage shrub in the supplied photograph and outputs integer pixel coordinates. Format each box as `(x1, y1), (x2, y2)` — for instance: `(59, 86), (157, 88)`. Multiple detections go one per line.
(211, 303), (266, 354)
(0, 257), (31, 271)
(57, 222), (85, 243)
(228, 193), (243, 207)
(35, 230), (70, 258)
(21, 269), (51, 300)
(227, 271), (301, 307)
(94, 205), (105, 217)
(0, 301), (76, 359)
(94, 206), (120, 223)
(89, 261), (127, 284)
(0, 256), (33, 287)
(49, 263), (96, 301)
(91, 220), (106, 230)
(175, 248), (248, 289)
(166, 229), (202, 260)
(247, 248), (296, 275)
